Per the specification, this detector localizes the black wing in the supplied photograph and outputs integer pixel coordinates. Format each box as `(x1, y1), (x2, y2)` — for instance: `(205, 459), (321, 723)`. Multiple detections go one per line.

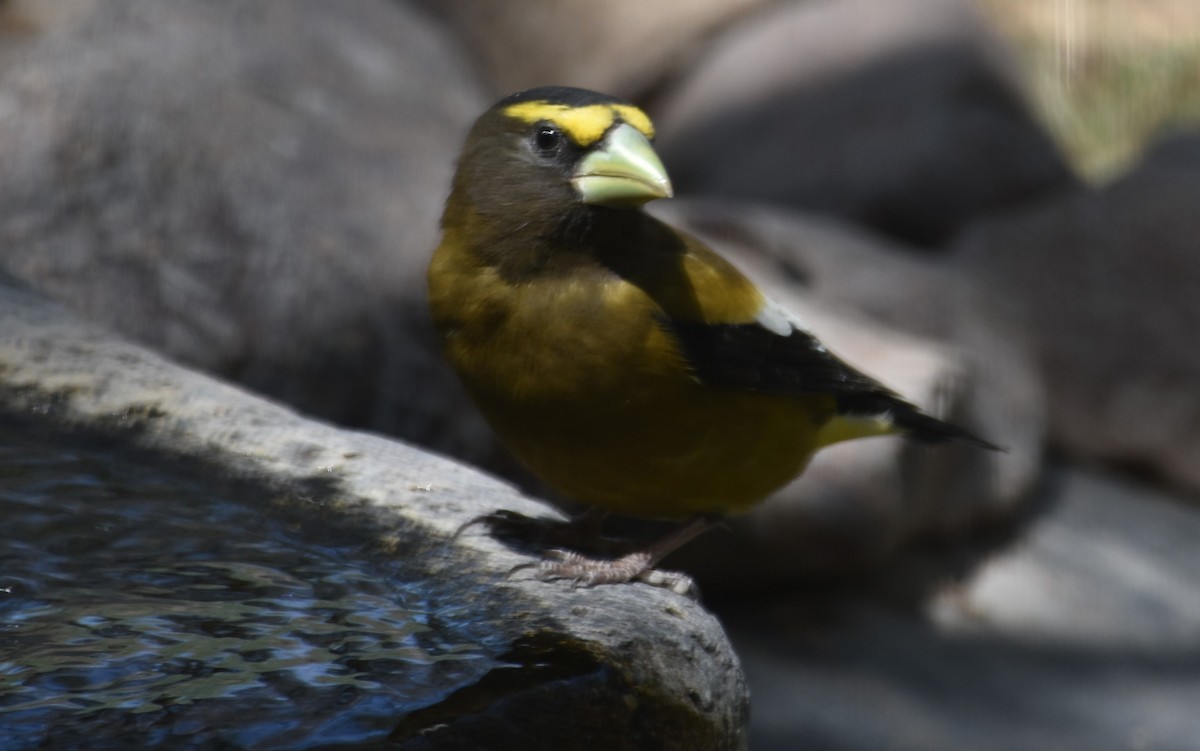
(667, 319), (996, 448)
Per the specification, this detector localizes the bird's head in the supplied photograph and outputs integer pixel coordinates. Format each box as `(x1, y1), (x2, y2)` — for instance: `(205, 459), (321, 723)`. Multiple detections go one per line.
(448, 86), (673, 230)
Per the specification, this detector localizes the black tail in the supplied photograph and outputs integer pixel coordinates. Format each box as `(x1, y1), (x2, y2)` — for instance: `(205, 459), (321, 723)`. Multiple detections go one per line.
(891, 403), (1001, 451)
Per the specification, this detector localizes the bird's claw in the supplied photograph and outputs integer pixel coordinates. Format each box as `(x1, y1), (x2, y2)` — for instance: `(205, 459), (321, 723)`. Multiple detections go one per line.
(508, 549), (699, 597)
(453, 509), (558, 543)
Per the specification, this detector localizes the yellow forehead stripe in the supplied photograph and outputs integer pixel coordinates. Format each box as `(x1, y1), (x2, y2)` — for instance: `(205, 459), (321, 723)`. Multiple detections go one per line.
(503, 101), (656, 146)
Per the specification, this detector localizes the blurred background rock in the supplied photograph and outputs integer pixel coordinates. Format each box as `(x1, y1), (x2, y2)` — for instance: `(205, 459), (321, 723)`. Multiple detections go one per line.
(1, 0), (1198, 748)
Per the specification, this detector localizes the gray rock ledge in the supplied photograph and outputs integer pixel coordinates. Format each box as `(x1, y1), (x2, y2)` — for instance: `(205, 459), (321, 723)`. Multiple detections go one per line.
(0, 273), (748, 750)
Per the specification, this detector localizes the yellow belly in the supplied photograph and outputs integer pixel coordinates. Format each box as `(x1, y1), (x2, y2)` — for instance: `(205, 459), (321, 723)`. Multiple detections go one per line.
(479, 381), (827, 519)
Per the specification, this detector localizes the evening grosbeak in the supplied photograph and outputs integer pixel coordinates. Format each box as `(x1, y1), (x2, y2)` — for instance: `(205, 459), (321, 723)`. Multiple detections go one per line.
(429, 86), (994, 587)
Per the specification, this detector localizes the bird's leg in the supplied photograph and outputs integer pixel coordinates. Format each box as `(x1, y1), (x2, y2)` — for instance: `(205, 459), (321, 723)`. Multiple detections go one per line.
(526, 515), (718, 593)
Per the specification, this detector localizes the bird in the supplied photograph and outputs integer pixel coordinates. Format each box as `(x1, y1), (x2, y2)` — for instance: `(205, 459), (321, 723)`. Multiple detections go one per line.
(428, 86), (995, 588)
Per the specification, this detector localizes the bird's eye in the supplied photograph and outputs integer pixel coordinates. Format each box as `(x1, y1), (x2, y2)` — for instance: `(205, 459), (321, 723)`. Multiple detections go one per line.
(532, 125), (562, 156)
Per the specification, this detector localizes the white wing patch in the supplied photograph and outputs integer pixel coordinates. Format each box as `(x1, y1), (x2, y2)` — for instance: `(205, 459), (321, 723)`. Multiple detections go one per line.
(754, 297), (827, 352)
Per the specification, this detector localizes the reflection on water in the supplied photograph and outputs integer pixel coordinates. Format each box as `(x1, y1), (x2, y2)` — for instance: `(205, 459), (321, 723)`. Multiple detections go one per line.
(0, 430), (492, 749)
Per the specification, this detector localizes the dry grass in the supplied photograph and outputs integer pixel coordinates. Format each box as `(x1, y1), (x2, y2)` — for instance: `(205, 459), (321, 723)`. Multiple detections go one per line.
(980, 0), (1200, 181)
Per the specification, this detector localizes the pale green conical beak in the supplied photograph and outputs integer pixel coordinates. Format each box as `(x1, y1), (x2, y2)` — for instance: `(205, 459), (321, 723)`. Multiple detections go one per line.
(572, 123), (674, 208)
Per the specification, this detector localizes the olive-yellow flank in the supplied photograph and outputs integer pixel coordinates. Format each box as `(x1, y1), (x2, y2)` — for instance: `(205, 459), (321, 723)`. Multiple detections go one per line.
(429, 86), (993, 586)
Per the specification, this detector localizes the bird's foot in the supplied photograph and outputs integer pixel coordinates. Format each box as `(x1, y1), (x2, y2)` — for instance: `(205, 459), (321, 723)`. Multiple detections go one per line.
(513, 549), (698, 597)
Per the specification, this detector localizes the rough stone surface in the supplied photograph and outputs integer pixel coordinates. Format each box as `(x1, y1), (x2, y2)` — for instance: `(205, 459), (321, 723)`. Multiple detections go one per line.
(653, 0), (1076, 247)
(723, 467), (1200, 750)
(412, 0), (772, 99)
(951, 133), (1200, 494)
(0, 0), (497, 465)
(652, 199), (1045, 585)
(0, 275), (749, 750)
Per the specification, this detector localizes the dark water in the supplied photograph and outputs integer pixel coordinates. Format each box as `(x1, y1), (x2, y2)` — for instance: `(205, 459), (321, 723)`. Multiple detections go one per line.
(0, 429), (494, 750)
